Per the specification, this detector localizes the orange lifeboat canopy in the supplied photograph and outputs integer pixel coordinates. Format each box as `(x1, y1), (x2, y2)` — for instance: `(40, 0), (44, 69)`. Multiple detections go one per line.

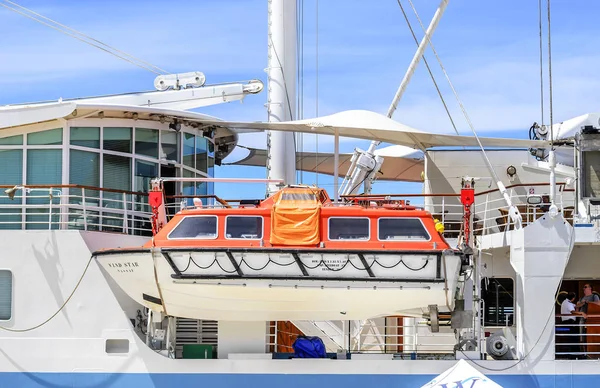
(268, 186), (328, 246)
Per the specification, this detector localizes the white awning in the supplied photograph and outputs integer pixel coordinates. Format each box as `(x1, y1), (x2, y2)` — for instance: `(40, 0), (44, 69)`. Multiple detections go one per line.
(227, 144), (424, 182)
(195, 110), (549, 150)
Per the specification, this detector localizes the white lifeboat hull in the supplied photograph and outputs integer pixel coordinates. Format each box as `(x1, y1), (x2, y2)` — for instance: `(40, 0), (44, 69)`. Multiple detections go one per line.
(94, 248), (463, 321)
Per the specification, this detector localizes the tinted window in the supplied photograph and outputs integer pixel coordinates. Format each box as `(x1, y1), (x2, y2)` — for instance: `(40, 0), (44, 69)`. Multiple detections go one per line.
(168, 216), (217, 239)
(226, 216), (263, 239)
(328, 218), (369, 240)
(0, 270), (12, 320)
(378, 218), (430, 241)
(481, 277), (514, 326)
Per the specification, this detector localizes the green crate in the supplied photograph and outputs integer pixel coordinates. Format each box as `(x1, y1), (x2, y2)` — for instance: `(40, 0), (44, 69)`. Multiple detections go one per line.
(182, 344), (215, 359)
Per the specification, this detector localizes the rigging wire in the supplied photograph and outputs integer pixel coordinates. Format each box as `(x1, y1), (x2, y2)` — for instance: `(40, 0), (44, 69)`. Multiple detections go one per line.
(0, 0), (169, 75)
(298, 0), (305, 184)
(547, 0), (554, 149)
(538, 0), (545, 129)
(315, 0), (319, 188)
(268, 35), (295, 123)
(0, 255), (93, 332)
(395, 0), (460, 136)
(404, 0), (502, 185)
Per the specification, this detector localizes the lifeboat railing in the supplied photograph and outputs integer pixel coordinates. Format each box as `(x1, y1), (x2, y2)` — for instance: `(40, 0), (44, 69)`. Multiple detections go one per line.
(0, 184), (152, 235)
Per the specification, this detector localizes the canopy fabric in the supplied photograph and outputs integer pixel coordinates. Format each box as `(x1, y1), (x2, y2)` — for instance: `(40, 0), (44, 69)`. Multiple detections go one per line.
(421, 359), (503, 388)
(195, 110), (549, 150)
(270, 187), (322, 246)
(226, 145), (424, 182)
(0, 102), (77, 129)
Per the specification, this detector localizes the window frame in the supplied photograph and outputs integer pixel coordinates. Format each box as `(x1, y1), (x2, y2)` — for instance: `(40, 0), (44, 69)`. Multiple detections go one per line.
(0, 269), (13, 322)
(481, 277), (515, 327)
(327, 216), (370, 241)
(167, 215), (219, 240)
(376, 217), (431, 242)
(224, 215), (264, 240)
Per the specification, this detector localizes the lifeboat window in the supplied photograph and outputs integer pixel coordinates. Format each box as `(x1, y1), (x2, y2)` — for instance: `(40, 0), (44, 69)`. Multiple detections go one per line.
(225, 216), (263, 239)
(328, 217), (370, 240)
(0, 270), (12, 321)
(168, 216), (218, 239)
(378, 218), (430, 241)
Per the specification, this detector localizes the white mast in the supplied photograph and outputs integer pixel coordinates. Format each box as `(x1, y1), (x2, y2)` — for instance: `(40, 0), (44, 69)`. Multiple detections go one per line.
(266, 0), (297, 195)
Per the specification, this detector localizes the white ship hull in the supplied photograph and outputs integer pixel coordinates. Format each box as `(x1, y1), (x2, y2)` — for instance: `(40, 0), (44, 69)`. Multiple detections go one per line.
(0, 219), (598, 388)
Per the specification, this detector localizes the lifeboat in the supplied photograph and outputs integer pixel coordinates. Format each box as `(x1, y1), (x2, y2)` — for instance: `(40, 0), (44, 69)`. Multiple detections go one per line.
(93, 184), (466, 321)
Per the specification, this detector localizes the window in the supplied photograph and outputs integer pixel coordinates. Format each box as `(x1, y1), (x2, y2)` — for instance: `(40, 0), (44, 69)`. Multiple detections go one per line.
(225, 216), (263, 239)
(481, 277), (514, 326)
(27, 128), (62, 145)
(182, 133), (195, 168)
(168, 216), (218, 239)
(0, 150), (23, 230)
(161, 131), (179, 161)
(378, 218), (430, 241)
(135, 160), (158, 193)
(26, 149), (62, 229)
(135, 128), (159, 158)
(328, 217), (369, 240)
(103, 154), (131, 191)
(70, 127), (100, 148)
(104, 127), (132, 153)
(0, 270), (12, 320)
(27, 149), (62, 185)
(70, 150), (100, 188)
(195, 136), (208, 172)
(0, 149), (23, 185)
(0, 134), (23, 145)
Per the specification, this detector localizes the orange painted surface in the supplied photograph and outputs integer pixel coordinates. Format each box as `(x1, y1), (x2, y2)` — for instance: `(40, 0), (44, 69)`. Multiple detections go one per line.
(144, 187), (452, 252)
(269, 187), (322, 246)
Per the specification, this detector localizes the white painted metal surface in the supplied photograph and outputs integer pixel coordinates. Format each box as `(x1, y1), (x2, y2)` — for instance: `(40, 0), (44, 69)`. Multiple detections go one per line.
(96, 250), (462, 321)
(266, 0), (297, 195)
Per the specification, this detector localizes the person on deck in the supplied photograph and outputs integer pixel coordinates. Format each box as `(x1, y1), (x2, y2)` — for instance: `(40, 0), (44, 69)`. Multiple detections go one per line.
(576, 284), (600, 358)
(561, 292), (586, 359)
(577, 284), (600, 314)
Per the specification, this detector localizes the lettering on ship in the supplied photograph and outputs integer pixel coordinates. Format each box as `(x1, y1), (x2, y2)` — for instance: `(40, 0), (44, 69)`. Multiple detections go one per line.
(107, 261), (140, 273)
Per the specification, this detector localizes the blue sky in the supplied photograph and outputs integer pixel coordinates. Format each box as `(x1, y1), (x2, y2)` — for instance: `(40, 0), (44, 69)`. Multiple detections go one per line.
(1, 0), (599, 199)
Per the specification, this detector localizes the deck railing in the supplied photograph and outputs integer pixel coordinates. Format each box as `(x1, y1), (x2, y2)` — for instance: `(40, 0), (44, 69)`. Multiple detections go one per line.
(0, 182), (575, 239)
(0, 184), (152, 235)
(555, 314), (600, 359)
(266, 318), (457, 357)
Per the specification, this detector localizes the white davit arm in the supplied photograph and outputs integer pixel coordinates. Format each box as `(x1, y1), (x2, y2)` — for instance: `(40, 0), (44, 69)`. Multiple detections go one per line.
(338, 142), (384, 197)
(70, 72), (264, 111)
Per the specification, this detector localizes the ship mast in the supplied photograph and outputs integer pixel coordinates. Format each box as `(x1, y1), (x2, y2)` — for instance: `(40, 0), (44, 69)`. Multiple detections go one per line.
(266, 0), (297, 196)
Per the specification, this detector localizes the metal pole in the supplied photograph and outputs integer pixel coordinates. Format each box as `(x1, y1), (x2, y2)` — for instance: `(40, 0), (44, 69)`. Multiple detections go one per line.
(366, 0), (449, 164)
(267, 0), (297, 195)
(387, 0), (449, 119)
(334, 128), (339, 202)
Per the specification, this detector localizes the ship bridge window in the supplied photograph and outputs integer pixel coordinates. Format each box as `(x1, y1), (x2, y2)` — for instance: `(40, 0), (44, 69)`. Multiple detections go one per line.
(328, 217), (370, 240)
(0, 270), (12, 321)
(378, 218), (430, 241)
(168, 216), (217, 239)
(225, 216), (263, 239)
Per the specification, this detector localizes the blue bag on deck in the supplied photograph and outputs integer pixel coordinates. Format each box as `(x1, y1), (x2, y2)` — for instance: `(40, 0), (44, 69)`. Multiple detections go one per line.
(292, 335), (327, 358)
